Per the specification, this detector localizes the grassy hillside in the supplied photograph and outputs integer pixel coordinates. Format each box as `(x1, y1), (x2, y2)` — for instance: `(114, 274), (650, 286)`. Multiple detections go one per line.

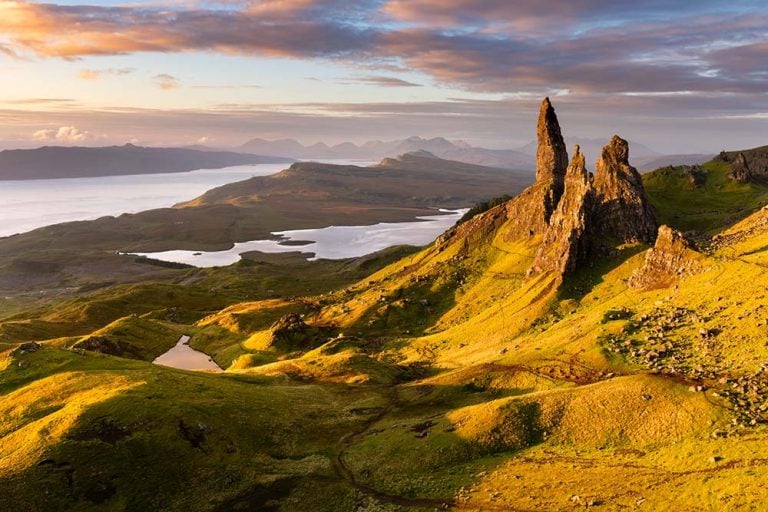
(4, 153), (768, 510)
(643, 160), (768, 233)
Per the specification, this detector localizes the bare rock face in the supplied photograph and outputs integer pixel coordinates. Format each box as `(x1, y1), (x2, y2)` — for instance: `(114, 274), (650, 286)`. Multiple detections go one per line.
(593, 135), (657, 244)
(536, 97), (569, 185)
(729, 152), (752, 183)
(715, 147), (768, 183)
(529, 146), (593, 276)
(628, 225), (703, 290)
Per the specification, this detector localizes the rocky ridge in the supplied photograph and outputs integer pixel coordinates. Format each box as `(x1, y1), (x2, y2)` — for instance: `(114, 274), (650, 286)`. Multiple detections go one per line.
(440, 98), (660, 279)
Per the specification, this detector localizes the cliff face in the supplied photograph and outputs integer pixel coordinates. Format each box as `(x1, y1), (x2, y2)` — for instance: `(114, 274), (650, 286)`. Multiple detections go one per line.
(729, 152), (752, 183)
(592, 135), (658, 244)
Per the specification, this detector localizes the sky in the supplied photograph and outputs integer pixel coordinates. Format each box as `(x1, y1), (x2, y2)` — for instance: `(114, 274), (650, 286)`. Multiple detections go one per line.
(0, 0), (767, 153)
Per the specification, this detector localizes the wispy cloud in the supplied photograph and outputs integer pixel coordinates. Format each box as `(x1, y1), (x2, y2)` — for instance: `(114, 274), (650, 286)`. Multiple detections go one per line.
(1, 98), (77, 105)
(348, 76), (423, 87)
(190, 83), (261, 89)
(78, 67), (136, 80)
(154, 73), (180, 90)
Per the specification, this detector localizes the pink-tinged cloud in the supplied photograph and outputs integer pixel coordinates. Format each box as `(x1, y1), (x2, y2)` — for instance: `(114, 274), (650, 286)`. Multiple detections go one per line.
(0, 0), (766, 98)
(32, 125), (97, 143)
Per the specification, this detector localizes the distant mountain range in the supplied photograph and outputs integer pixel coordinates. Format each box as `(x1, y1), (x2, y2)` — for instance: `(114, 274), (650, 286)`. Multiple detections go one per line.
(225, 135), (710, 172)
(0, 144), (292, 181)
(230, 136), (535, 171)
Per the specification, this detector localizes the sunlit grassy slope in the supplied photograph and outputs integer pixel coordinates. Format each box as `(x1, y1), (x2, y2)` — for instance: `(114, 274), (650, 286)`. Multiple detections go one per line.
(3, 156), (768, 510)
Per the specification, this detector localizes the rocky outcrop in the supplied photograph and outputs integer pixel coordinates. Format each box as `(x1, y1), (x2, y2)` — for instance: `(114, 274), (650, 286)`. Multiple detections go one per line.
(593, 135), (657, 244)
(72, 336), (143, 359)
(529, 146), (593, 276)
(684, 164), (708, 187)
(266, 313), (332, 350)
(628, 226), (703, 290)
(729, 153), (752, 183)
(439, 99), (659, 281)
(715, 146), (768, 183)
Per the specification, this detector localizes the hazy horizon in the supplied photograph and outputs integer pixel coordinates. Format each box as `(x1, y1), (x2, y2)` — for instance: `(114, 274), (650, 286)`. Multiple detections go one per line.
(1, 1), (767, 154)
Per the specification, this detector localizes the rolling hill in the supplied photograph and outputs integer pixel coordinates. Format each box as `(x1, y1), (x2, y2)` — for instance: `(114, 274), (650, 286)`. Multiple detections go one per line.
(2, 99), (768, 511)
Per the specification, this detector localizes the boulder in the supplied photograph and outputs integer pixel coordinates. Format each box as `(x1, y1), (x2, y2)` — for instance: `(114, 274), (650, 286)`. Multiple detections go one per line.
(628, 225), (703, 289)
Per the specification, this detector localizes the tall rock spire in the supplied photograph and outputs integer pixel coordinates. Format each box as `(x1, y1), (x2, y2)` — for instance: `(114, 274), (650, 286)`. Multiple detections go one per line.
(535, 97), (569, 187)
(592, 135), (657, 244)
(529, 145), (593, 276)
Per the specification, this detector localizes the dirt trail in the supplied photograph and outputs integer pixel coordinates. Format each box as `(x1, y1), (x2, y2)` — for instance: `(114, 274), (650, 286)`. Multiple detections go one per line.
(331, 386), (455, 510)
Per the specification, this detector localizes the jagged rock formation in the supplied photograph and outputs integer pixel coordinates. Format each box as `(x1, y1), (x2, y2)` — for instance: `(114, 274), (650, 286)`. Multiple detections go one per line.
(527, 136), (658, 278)
(628, 226), (703, 290)
(440, 98), (571, 248)
(715, 146), (768, 183)
(535, 97), (569, 220)
(529, 146), (593, 276)
(501, 97), (570, 242)
(729, 153), (752, 183)
(441, 100), (658, 280)
(592, 135), (657, 244)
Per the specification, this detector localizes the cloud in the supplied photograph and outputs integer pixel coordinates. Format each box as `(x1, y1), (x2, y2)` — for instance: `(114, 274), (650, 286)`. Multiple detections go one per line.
(1, 98), (76, 105)
(1, 0), (767, 153)
(154, 73), (180, 90)
(0, 0), (764, 99)
(78, 67), (135, 80)
(350, 75), (423, 87)
(32, 125), (97, 143)
(191, 83), (261, 89)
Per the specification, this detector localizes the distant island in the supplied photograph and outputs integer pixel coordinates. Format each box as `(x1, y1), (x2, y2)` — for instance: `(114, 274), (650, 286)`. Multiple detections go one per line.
(0, 144), (293, 180)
